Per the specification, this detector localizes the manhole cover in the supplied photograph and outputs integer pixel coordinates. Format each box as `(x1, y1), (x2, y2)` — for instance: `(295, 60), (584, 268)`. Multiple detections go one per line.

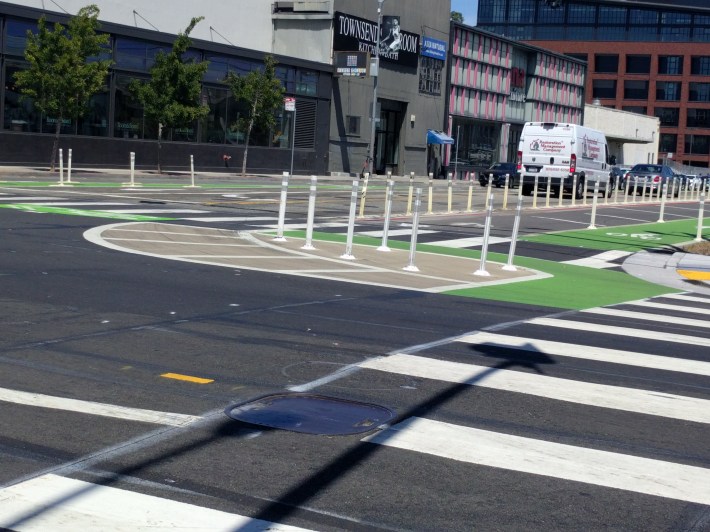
(224, 393), (395, 435)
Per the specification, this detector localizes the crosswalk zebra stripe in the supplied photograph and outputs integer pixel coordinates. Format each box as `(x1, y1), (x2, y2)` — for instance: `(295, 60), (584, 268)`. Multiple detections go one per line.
(363, 417), (710, 506)
(21, 202), (132, 206)
(0, 387), (201, 427)
(0, 474), (312, 531)
(659, 293), (710, 304)
(526, 317), (710, 347)
(359, 353), (710, 423)
(620, 300), (710, 316)
(103, 209), (209, 214)
(582, 307), (710, 329)
(455, 331), (710, 377)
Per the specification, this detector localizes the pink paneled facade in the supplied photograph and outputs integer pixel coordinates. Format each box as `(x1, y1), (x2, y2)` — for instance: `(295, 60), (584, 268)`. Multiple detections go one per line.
(446, 24), (586, 170)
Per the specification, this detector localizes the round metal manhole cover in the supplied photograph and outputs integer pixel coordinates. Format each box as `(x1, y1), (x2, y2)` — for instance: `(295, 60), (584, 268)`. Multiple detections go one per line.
(224, 393), (395, 435)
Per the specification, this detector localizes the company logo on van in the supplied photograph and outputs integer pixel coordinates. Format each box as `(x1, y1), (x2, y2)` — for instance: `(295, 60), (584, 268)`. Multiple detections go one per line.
(529, 139), (565, 154)
(581, 135), (600, 160)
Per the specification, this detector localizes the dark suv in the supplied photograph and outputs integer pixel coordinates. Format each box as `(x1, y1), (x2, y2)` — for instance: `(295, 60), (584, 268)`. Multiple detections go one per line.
(478, 162), (520, 188)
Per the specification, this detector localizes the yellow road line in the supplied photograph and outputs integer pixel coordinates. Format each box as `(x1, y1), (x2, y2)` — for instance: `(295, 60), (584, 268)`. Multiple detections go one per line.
(160, 372), (214, 384)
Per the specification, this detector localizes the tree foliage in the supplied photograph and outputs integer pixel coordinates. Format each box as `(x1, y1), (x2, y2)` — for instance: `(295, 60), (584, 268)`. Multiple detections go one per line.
(450, 11), (464, 23)
(130, 17), (209, 172)
(14, 4), (111, 170)
(225, 55), (284, 177)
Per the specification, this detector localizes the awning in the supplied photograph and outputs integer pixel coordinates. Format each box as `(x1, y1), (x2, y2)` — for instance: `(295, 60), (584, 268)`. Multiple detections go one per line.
(427, 129), (454, 145)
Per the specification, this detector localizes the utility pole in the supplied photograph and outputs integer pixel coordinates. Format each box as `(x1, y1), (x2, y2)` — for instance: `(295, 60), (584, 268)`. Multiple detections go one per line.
(367, 0), (385, 176)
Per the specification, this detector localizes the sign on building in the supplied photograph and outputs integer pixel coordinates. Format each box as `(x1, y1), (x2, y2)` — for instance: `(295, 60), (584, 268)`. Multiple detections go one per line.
(333, 51), (370, 77)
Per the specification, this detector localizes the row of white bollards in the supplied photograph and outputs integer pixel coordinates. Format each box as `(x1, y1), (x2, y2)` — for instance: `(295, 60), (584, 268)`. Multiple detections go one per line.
(275, 174), (526, 278)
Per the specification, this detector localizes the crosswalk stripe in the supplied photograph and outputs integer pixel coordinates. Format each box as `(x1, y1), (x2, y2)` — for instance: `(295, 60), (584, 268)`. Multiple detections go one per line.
(359, 353), (710, 423)
(363, 417), (710, 506)
(526, 317), (710, 347)
(356, 229), (437, 237)
(622, 299), (710, 316)
(0, 387), (201, 427)
(456, 331), (710, 377)
(0, 474), (312, 531)
(103, 209), (209, 214)
(656, 293), (710, 304)
(22, 201), (132, 206)
(582, 307), (710, 329)
(428, 236), (510, 248)
(0, 197), (69, 201)
(183, 216), (278, 222)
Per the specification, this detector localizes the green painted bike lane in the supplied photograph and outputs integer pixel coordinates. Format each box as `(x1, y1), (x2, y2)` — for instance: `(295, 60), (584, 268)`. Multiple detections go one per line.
(293, 217), (708, 310)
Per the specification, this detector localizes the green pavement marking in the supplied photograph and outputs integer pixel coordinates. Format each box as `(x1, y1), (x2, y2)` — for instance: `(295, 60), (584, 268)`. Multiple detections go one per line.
(281, 230), (679, 310)
(0, 180), (346, 190)
(521, 218), (708, 252)
(0, 203), (174, 221)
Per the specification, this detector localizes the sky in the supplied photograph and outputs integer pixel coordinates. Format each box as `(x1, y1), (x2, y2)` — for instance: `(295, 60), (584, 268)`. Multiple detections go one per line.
(451, 0), (478, 26)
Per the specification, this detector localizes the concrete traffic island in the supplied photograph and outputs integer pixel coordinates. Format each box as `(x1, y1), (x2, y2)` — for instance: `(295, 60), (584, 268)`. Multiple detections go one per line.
(676, 253), (710, 282)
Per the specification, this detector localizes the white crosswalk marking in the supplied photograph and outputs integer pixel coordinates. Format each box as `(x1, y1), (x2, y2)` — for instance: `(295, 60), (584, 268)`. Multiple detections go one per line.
(526, 317), (710, 346)
(582, 307), (710, 328)
(623, 299), (710, 316)
(456, 331), (710, 376)
(660, 293), (710, 304)
(0, 474), (312, 531)
(359, 353), (710, 423)
(363, 417), (710, 506)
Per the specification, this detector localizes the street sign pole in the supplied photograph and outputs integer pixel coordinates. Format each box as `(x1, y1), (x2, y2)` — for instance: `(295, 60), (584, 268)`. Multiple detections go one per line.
(284, 97), (296, 177)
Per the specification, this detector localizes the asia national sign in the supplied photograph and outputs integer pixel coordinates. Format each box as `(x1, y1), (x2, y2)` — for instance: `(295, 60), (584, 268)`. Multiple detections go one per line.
(334, 11), (419, 69)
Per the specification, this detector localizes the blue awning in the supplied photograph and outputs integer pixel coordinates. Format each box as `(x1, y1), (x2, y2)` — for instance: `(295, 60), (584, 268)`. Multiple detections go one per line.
(427, 129), (454, 145)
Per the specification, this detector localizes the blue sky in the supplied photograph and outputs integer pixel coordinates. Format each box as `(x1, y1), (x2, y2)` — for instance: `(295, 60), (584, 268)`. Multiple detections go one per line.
(451, 0), (478, 26)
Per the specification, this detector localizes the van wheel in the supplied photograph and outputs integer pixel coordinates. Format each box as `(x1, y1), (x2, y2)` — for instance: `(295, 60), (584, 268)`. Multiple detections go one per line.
(522, 184), (533, 196)
(575, 178), (585, 200)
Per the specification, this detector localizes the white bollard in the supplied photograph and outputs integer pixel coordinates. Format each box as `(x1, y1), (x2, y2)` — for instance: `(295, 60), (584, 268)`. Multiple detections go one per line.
(341, 178), (360, 259)
(302, 175), (317, 250)
(59, 148), (64, 184)
(474, 194), (494, 277)
(123, 152), (140, 187)
(503, 196), (524, 272)
(403, 188), (422, 272)
(588, 181), (600, 229)
(184, 154), (200, 188)
(273, 171), (290, 242)
(657, 183), (668, 223)
(447, 173), (453, 213)
(358, 172), (369, 218)
(378, 179), (395, 252)
(696, 193), (706, 242)
(406, 172), (414, 215)
(67, 148), (72, 183)
(427, 173), (434, 214)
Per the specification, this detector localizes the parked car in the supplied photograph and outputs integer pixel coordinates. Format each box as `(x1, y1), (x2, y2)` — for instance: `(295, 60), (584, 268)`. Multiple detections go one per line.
(478, 162), (520, 188)
(610, 165), (631, 189)
(625, 164), (680, 196)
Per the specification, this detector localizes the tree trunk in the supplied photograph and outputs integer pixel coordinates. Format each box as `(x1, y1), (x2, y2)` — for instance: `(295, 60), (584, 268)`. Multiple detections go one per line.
(241, 99), (259, 177)
(50, 117), (62, 172)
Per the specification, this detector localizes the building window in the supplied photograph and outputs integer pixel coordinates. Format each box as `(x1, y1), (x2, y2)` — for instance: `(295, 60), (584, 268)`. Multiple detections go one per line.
(662, 12), (691, 25)
(689, 83), (710, 102)
(114, 75), (150, 139)
(624, 80), (648, 100)
(630, 9), (658, 24)
(595, 54), (618, 73)
(656, 81), (681, 101)
(623, 106), (647, 114)
(691, 57), (710, 76)
(658, 56), (683, 75)
(508, 0), (536, 23)
(628, 26), (658, 41)
(599, 7), (626, 25)
(478, 0), (506, 23)
(660, 27), (691, 42)
(418, 56), (443, 96)
(659, 134), (677, 153)
(538, 3), (565, 23)
(687, 109), (710, 128)
(3, 63), (41, 132)
(4, 19), (37, 57)
(685, 135), (710, 155)
(115, 38), (171, 72)
(568, 4), (596, 24)
(626, 55), (650, 74)
(654, 107), (679, 127)
(695, 28), (710, 42)
(346, 115), (361, 136)
(592, 79), (616, 99)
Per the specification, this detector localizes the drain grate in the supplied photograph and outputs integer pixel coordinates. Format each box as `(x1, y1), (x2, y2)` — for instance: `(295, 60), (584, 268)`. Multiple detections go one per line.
(225, 393), (395, 435)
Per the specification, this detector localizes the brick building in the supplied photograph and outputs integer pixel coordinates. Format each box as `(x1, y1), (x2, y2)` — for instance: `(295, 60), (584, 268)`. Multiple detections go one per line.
(477, 0), (710, 168)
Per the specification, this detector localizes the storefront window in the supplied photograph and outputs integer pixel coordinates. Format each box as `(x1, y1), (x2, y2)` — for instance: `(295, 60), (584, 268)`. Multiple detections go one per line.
(113, 75), (147, 138)
(204, 54), (259, 83)
(3, 64), (41, 132)
(4, 19), (37, 56)
(419, 56), (443, 96)
(115, 38), (171, 71)
(77, 89), (110, 136)
(295, 70), (317, 96)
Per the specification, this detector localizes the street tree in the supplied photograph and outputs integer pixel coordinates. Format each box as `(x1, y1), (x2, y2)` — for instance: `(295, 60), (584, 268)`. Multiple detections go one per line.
(225, 55), (284, 177)
(130, 17), (209, 174)
(14, 4), (111, 171)
(451, 11), (464, 23)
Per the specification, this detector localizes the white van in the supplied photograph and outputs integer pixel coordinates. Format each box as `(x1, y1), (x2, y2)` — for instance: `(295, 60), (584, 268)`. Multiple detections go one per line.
(517, 122), (616, 199)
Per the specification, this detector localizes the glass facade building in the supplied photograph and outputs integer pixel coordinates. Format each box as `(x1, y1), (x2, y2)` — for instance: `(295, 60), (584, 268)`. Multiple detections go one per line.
(477, 0), (710, 168)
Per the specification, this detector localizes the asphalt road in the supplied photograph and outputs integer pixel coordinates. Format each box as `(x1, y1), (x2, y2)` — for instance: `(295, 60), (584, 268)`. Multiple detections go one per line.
(0, 177), (709, 531)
